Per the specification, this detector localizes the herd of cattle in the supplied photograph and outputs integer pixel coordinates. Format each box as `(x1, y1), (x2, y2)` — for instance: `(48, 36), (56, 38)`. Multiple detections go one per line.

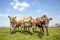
(8, 15), (52, 36)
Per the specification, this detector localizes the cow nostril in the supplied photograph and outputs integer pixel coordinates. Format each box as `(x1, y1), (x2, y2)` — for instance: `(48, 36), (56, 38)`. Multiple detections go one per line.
(10, 22), (12, 23)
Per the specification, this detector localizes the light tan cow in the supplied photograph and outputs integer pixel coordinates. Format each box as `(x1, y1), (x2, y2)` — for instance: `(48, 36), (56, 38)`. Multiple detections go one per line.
(25, 16), (36, 32)
(8, 15), (25, 33)
(22, 16), (32, 32)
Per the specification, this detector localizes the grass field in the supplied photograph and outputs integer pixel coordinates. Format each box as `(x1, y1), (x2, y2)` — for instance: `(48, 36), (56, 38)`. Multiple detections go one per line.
(0, 27), (60, 40)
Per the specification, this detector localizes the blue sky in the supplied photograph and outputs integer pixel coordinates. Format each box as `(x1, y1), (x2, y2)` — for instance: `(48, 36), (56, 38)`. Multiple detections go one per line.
(0, 0), (60, 27)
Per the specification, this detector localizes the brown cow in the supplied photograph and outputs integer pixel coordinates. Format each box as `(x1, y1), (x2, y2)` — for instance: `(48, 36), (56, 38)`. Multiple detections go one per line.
(35, 15), (52, 36)
(41, 15), (52, 35)
(35, 17), (44, 34)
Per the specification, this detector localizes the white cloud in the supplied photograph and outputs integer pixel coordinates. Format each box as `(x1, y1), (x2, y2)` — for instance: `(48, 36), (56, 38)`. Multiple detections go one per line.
(15, 1), (20, 6)
(14, 0), (18, 2)
(12, 1), (20, 10)
(19, 7), (25, 11)
(13, 5), (18, 10)
(21, 2), (29, 7)
(37, 10), (41, 13)
(10, 0), (30, 11)
(11, 2), (14, 5)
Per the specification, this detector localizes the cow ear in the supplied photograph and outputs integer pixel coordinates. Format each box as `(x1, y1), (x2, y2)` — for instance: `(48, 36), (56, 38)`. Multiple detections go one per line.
(49, 18), (52, 20)
(8, 16), (10, 18)
(14, 16), (17, 19)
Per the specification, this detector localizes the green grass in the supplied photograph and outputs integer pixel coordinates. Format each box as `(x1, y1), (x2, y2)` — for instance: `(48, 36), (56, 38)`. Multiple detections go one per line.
(0, 27), (60, 40)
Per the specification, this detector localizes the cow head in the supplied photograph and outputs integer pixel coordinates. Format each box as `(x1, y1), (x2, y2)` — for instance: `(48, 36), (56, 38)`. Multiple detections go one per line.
(21, 16), (25, 21)
(28, 16), (33, 21)
(8, 15), (17, 24)
(42, 17), (53, 26)
(40, 15), (53, 26)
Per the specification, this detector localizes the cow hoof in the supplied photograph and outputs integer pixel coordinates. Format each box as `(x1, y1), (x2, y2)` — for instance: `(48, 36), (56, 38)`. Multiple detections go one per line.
(47, 34), (49, 36)
(10, 31), (14, 34)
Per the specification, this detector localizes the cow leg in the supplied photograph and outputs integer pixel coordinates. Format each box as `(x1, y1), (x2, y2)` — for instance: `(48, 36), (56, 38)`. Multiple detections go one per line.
(28, 27), (30, 32)
(45, 26), (49, 36)
(35, 26), (37, 31)
(39, 27), (41, 32)
(32, 25), (35, 33)
(10, 27), (14, 33)
(10, 27), (12, 33)
(18, 27), (19, 30)
(32, 28), (35, 33)
(21, 25), (23, 33)
(10, 23), (12, 33)
(21, 27), (22, 33)
(23, 26), (27, 33)
(10, 28), (11, 32)
(10, 24), (13, 33)
(14, 27), (16, 33)
(41, 26), (44, 35)
(24, 26), (25, 31)
(24, 26), (26, 31)
(29, 26), (34, 34)
(26, 27), (27, 32)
